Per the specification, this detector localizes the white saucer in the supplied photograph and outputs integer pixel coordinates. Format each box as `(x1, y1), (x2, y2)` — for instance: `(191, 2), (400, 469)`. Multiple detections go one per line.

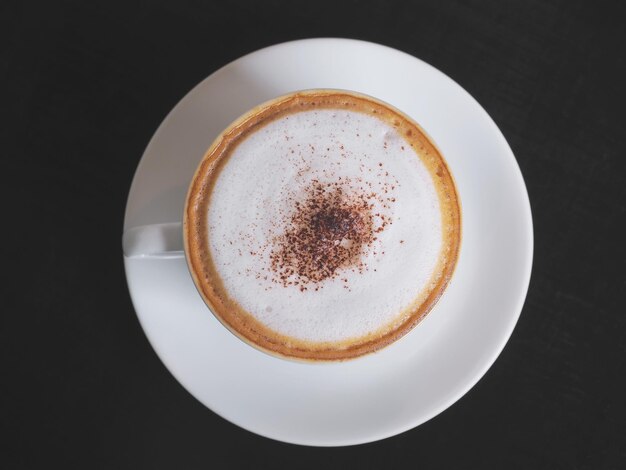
(123, 38), (533, 446)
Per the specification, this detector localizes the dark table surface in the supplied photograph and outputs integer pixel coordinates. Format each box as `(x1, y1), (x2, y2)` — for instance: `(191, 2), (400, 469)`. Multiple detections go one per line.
(2, 0), (625, 468)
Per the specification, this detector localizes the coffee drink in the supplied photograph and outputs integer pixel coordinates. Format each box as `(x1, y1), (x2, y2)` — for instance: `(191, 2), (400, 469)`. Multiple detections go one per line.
(184, 90), (460, 361)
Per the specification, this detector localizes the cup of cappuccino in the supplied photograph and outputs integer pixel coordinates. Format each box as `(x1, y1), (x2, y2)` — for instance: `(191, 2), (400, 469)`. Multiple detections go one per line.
(124, 90), (461, 361)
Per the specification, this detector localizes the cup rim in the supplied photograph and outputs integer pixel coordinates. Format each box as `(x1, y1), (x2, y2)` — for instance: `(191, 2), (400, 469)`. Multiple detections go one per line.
(182, 88), (462, 362)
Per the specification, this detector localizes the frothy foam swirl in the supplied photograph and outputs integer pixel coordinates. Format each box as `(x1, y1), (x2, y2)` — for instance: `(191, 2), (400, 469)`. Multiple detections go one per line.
(206, 108), (442, 343)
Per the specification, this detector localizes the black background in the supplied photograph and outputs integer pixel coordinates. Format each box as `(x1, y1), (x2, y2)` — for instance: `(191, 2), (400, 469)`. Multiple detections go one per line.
(2, 0), (625, 468)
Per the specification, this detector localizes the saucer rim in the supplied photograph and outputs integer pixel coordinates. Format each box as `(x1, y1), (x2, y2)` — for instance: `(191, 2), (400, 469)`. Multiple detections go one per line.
(123, 37), (533, 446)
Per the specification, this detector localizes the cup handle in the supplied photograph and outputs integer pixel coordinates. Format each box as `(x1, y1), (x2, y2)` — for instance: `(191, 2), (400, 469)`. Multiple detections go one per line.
(122, 222), (184, 259)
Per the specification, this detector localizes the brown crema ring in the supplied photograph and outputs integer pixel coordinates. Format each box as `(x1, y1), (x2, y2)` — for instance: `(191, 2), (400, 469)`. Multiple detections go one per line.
(184, 89), (461, 361)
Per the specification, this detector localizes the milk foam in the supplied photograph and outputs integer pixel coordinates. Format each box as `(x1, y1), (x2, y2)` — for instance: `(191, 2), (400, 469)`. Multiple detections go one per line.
(207, 109), (442, 343)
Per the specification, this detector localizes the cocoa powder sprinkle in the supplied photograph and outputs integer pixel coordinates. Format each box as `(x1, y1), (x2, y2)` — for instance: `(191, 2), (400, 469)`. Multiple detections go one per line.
(269, 180), (390, 291)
